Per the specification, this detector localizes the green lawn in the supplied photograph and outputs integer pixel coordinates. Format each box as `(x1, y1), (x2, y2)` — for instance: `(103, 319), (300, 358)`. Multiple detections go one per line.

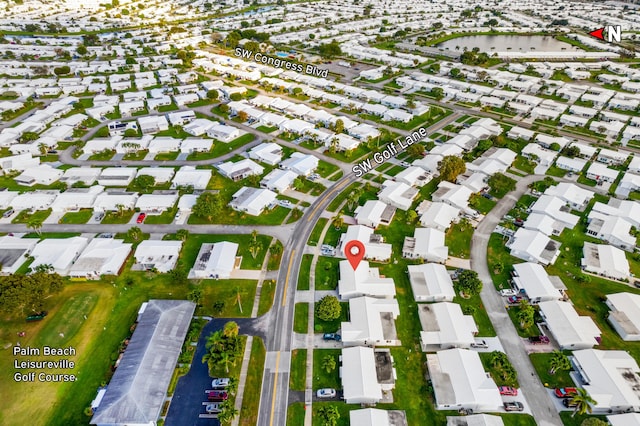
(143, 208), (177, 224)
(293, 177), (326, 195)
(308, 218), (328, 246)
(326, 183), (361, 212)
(289, 349), (307, 391)
(546, 165), (568, 177)
(12, 208), (52, 224)
(181, 233), (271, 271)
(58, 209), (93, 224)
(454, 294), (497, 337)
(88, 150), (115, 161)
(286, 402), (305, 425)
(513, 155), (536, 174)
(33, 292), (99, 348)
(314, 256), (341, 291)
(445, 220), (474, 258)
(122, 150), (148, 161)
(312, 402), (359, 426)
(529, 353), (574, 389)
(188, 205), (291, 226)
(187, 133), (255, 160)
(298, 254), (312, 291)
(238, 337), (265, 426)
(469, 193), (497, 215)
(257, 279), (276, 316)
(487, 233), (524, 290)
(101, 209), (135, 224)
(256, 125), (277, 133)
(293, 303), (309, 334)
(154, 152), (179, 161)
(384, 165), (405, 176)
(507, 304), (541, 337)
(316, 160), (340, 178)
(312, 349), (342, 390)
(322, 224), (345, 247)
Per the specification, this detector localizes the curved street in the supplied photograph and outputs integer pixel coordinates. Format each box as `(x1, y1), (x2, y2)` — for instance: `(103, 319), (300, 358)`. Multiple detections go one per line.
(470, 173), (563, 426)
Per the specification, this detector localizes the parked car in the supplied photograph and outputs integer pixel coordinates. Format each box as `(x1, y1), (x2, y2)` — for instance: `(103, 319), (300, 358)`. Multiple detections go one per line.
(562, 398), (578, 408)
(634, 280), (640, 289)
(211, 378), (230, 388)
(316, 388), (336, 398)
(323, 333), (341, 341)
(136, 212), (146, 223)
(499, 289), (517, 297)
(95, 213), (104, 221)
(554, 387), (577, 398)
(508, 295), (523, 304)
(205, 403), (222, 413)
(206, 390), (228, 401)
(498, 386), (518, 396)
(2, 208), (14, 218)
(470, 340), (488, 349)
(503, 401), (524, 412)
(528, 335), (550, 344)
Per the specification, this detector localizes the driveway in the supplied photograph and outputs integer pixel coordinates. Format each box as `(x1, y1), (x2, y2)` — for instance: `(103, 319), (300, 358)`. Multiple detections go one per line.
(165, 317), (268, 426)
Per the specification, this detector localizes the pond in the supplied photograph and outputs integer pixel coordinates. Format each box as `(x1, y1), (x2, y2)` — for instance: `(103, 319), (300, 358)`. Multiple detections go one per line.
(437, 35), (583, 52)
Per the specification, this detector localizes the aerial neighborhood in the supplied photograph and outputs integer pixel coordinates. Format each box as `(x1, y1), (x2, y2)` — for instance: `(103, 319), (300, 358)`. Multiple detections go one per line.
(1, 0), (640, 426)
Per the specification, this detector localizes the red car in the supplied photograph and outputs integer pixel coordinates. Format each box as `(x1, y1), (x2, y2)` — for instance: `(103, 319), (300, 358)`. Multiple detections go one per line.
(554, 387), (577, 398)
(499, 386), (518, 396)
(136, 212), (146, 223)
(508, 295), (523, 304)
(206, 390), (228, 401)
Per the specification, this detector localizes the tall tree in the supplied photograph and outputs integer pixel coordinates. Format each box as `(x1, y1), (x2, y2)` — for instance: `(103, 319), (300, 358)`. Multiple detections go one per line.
(248, 230), (261, 259)
(317, 405), (340, 426)
(438, 155), (466, 182)
(315, 295), (341, 321)
(192, 192), (223, 221)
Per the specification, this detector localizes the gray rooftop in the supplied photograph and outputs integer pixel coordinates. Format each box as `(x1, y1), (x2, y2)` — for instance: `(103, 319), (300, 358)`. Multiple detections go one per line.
(91, 299), (195, 426)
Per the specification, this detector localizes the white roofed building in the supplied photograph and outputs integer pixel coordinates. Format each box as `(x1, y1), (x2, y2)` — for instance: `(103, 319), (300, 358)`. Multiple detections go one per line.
(606, 293), (640, 341)
(188, 242), (239, 279)
(427, 348), (503, 412)
(378, 180), (419, 211)
(338, 260), (396, 300)
(30, 237), (89, 276)
(581, 242), (630, 282)
(419, 302), (478, 351)
(512, 263), (564, 303)
(402, 228), (448, 263)
(69, 238), (132, 279)
(538, 300), (601, 350)
(341, 296), (401, 347)
(133, 240), (183, 273)
(354, 200), (396, 229)
(340, 225), (392, 262)
(571, 349), (640, 413)
(508, 228), (561, 266)
(229, 187), (277, 216)
(407, 263), (455, 302)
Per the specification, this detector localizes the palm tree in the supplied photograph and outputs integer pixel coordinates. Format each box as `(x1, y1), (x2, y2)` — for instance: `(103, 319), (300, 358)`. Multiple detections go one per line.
(548, 350), (571, 375)
(489, 351), (507, 369)
(222, 321), (239, 339)
(176, 229), (189, 241)
(115, 203), (125, 217)
(570, 388), (596, 417)
(217, 400), (238, 425)
(321, 354), (336, 373)
(219, 351), (233, 373)
(27, 218), (43, 236)
(127, 226), (142, 242)
(248, 230), (261, 259)
(331, 214), (343, 230)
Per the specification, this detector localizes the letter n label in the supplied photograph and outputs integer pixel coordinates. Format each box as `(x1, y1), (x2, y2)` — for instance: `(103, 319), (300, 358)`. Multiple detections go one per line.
(607, 25), (621, 43)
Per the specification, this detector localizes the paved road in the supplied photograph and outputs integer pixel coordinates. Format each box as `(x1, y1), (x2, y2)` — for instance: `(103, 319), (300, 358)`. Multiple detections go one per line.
(470, 174), (563, 426)
(0, 223), (294, 242)
(256, 171), (358, 426)
(165, 317), (268, 426)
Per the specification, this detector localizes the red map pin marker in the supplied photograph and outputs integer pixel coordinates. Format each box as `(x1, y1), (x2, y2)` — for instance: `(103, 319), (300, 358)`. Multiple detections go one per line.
(345, 240), (365, 270)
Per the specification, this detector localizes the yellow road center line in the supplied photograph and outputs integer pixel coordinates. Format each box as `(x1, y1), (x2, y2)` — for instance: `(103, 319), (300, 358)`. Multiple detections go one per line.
(269, 351), (281, 426)
(282, 249), (295, 307)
